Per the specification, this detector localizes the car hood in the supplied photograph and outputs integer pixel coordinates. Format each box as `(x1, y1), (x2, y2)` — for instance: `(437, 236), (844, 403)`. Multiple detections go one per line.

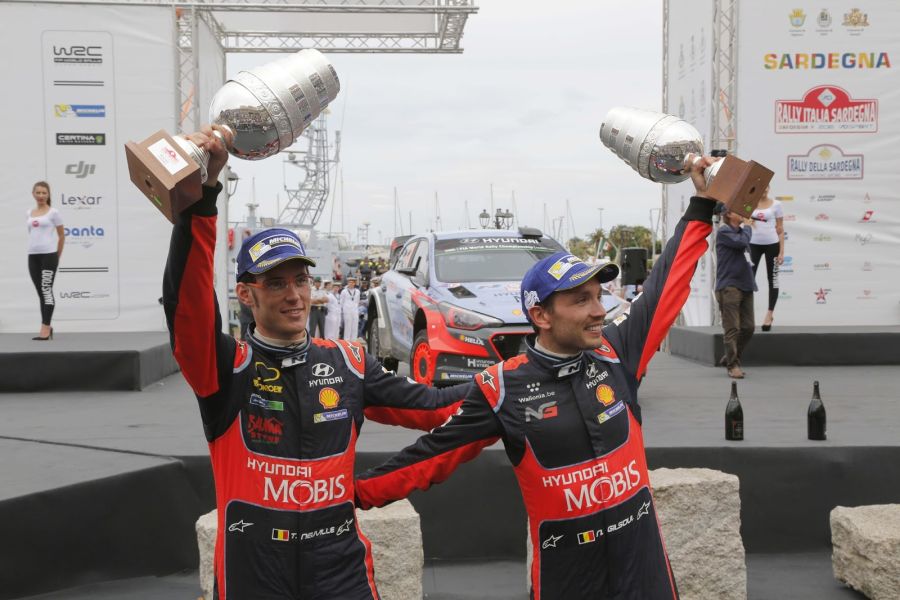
(431, 281), (528, 325)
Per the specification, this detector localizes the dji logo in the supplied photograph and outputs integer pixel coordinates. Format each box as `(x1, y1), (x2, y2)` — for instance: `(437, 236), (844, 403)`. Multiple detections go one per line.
(65, 161), (96, 179)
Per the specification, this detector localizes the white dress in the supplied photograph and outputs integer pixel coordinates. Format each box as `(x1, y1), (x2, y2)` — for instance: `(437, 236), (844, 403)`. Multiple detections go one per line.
(324, 292), (342, 339)
(340, 287), (360, 340)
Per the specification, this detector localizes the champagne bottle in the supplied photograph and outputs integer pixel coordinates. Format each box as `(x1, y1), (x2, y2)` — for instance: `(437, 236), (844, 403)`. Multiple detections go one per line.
(807, 380), (827, 441)
(725, 381), (744, 441)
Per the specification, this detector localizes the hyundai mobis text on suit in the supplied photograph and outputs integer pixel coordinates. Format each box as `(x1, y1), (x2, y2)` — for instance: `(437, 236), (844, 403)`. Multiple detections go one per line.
(163, 183), (466, 600)
(357, 196), (717, 600)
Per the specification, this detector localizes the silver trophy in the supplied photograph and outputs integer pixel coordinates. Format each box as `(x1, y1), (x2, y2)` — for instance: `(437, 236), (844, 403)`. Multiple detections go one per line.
(599, 107), (772, 214)
(126, 49), (339, 222)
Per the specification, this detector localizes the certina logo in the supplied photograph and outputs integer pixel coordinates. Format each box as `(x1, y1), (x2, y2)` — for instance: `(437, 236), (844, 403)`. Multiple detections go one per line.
(52, 45), (103, 64)
(56, 133), (105, 145)
(263, 474), (346, 505)
(541, 460), (642, 513)
(65, 161), (96, 178)
(524, 401), (558, 422)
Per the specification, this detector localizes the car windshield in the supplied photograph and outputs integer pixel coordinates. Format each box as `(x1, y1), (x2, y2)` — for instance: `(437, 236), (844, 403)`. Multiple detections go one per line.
(434, 236), (564, 283)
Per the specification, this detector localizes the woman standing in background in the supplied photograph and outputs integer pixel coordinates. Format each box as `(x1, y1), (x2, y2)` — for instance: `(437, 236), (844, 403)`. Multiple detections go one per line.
(749, 187), (784, 332)
(27, 181), (64, 340)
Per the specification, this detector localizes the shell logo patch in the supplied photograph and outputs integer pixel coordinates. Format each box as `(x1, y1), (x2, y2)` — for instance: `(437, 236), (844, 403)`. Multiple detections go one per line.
(596, 384), (616, 407)
(318, 387), (341, 410)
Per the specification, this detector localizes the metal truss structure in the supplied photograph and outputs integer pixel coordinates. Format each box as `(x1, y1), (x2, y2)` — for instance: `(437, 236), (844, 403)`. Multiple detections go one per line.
(279, 114), (340, 228)
(711, 0), (738, 156)
(171, 0), (477, 228)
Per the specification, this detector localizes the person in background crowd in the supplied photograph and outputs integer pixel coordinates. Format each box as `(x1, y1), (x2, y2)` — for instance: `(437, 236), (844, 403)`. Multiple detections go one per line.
(27, 181), (64, 340)
(359, 256), (373, 282)
(307, 275), (328, 337)
(749, 187), (784, 331)
(324, 280), (342, 339)
(332, 256), (343, 282)
(715, 205), (757, 379)
(340, 276), (361, 340)
(358, 279), (370, 335)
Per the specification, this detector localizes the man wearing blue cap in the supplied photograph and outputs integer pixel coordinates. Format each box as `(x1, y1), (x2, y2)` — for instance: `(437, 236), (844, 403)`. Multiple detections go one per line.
(356, 157), (719, 599)
(162, 126), (467, 600)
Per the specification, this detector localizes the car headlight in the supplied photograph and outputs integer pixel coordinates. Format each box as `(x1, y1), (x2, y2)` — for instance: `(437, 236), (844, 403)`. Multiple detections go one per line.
(437, 302), (503, 331)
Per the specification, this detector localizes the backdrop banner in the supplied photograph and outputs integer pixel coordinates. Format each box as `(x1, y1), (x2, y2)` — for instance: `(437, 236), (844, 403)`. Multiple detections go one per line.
(663, 0), (715, 325)
(0, 4), (228, 332)
(737, 3), (900, 325)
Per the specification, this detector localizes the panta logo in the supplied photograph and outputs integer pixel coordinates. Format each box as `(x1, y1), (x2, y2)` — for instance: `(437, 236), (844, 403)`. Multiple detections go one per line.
(312, 363), (335, 377)
(65, 161), (96, 178)
(263, 474), (346, 505)
(562, 460), (641, 513)
(64, 225), (105, 238)
(53, 45), (102, 64)
(253, 362), (283, 393)
(524, 401), (558, 422)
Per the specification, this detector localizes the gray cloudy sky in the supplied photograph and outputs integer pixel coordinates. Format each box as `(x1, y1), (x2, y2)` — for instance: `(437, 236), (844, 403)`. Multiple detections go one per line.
(227, 1), (664, 245)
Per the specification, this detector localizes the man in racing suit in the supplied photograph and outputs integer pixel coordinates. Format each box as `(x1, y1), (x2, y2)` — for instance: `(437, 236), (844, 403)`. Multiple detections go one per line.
(163, 126), (466, 600)
(355, 158), (718, 599)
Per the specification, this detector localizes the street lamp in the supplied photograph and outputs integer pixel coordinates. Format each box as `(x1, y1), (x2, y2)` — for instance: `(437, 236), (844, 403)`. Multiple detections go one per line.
(495, 208), (514, 229)
(479, 209), (491, 228)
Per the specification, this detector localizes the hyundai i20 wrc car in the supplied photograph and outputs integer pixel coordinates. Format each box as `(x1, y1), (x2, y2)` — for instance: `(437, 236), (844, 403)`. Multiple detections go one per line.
(366, 229), (629, 386)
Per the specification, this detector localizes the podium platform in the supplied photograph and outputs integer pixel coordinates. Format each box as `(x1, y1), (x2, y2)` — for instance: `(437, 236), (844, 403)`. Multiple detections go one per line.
(0, 332), (179, 392)
(669, 325), (900, 366)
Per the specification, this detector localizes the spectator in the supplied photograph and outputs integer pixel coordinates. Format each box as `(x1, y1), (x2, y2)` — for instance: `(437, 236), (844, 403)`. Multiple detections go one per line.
(715, 205), (757, 379)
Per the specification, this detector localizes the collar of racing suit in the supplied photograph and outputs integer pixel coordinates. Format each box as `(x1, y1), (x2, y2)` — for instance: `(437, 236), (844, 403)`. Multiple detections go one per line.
(247, 325), (311, 368)
(525, 335), (583, 379)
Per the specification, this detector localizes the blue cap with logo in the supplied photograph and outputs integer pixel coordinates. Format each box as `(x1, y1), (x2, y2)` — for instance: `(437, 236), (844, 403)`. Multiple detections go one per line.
(237, 228), (316, 279)
(520, 252), (620, 322)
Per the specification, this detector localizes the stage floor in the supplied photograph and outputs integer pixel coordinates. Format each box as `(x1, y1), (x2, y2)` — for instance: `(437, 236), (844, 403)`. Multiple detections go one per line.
(19, 554), (864, 600)
(1, 352), (897, 456)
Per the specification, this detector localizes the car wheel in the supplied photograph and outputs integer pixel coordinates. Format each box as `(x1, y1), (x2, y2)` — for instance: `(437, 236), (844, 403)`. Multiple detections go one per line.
(411, 330), (436, 386)
(367, 316), (399, 372)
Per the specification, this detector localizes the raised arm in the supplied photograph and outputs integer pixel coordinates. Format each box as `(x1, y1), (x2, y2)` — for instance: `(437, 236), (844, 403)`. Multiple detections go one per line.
(355, 383), (502, 509)
(602, 158), (718, 382)
(161, 127), (238, 423)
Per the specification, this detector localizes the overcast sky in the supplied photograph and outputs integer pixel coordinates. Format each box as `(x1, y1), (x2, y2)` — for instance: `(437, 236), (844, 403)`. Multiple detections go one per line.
(227, 1), (664, 245)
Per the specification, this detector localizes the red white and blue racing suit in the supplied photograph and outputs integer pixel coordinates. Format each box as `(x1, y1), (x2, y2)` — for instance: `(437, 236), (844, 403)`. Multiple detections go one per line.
(163, 183), (466, 599)
(356, 196), (716, 599)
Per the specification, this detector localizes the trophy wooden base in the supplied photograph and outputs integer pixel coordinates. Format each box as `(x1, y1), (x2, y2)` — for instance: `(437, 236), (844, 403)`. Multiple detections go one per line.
(706, 156), (774, 217)
(125, 130), (202, 223)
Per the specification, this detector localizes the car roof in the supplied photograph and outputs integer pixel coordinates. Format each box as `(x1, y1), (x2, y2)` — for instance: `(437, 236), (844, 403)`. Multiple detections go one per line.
(426, 229), (533, 241)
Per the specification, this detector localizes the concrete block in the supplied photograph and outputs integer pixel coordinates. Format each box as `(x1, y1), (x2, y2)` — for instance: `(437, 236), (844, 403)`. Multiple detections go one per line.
(831, 504), (900, 600)
(651, 468), (746, 600)
(195, 509), (217, 600)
